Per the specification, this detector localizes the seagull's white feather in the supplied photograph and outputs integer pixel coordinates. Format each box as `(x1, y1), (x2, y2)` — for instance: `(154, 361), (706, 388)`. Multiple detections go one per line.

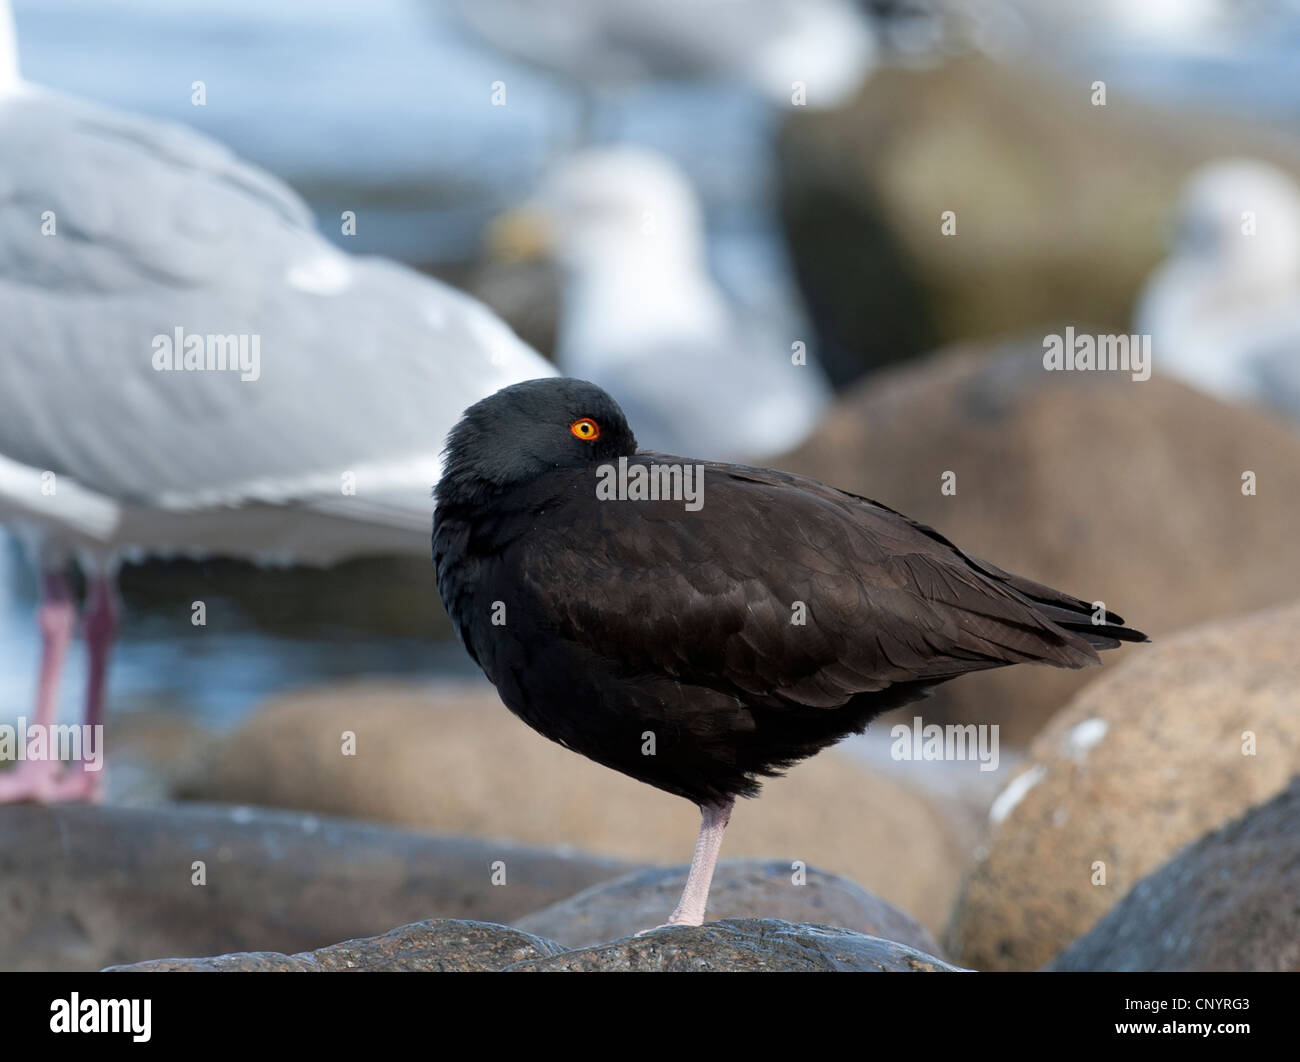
(0, 452), (120, 541)
(0, 79), (553, 565)
(1137, 158), (1300, 418)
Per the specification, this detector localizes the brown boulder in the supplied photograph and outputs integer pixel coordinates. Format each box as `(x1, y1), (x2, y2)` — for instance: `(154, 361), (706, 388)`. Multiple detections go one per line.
(777, 342), (1300, 741)
(777, 55), (1300, 381)
(944, 601), (1300, 970)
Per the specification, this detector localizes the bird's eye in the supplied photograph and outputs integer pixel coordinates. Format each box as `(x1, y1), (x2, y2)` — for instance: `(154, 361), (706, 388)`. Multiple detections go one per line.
(570, 417), (600, 441)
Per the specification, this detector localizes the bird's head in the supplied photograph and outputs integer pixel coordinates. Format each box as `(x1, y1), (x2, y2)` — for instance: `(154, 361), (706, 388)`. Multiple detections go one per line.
(437, 377), (638, 496)
(1171, 158), (1300, 283)
(487, 147), (706, 276)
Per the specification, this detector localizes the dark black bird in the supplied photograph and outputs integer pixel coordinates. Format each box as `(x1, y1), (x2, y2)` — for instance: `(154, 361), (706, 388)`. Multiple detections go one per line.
(432, 377), (1147, 928)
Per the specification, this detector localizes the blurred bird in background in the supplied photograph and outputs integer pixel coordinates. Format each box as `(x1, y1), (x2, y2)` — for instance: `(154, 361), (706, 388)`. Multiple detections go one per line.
(1137, 159), (1300, 420)
(490, 147), (832, 459)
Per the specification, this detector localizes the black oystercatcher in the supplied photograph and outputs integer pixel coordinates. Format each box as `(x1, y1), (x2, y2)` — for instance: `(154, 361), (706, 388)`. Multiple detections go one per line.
(432, 378), (1147, 928)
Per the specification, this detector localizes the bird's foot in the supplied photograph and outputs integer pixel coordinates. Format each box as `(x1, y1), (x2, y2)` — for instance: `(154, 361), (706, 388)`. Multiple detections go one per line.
(634, 918), (699, 938)
(0, 760), (103, 804)
(48, 764), (105, 804)
(0, 759), (63, 803)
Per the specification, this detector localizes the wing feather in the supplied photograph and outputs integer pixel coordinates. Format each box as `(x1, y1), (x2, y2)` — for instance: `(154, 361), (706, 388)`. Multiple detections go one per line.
(517, 459), (1139, 712)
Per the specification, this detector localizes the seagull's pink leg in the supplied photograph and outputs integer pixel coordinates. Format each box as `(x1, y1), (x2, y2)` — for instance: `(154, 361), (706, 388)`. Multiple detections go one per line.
(0, 571), (76, 802)
(637, 798), (734, 933)
(48, 572), (118, 803)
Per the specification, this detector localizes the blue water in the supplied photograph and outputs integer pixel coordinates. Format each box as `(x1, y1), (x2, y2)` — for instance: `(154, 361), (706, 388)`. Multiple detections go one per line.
(1046, 39), (1300, 130)
(0, 535), (480, 732)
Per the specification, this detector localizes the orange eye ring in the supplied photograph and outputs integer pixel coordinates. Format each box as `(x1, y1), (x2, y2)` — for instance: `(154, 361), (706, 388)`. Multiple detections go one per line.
(570, 417), (600, 441)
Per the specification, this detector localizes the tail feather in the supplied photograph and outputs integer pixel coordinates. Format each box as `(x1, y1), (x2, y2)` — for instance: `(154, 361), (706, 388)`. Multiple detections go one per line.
(968, 555), (1150, 649)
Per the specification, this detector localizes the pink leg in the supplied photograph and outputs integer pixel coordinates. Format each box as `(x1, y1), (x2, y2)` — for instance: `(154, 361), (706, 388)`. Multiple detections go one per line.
(0, 571), (76, 802)
(638, 798), (735, 933)
(48, 573), (118, 803)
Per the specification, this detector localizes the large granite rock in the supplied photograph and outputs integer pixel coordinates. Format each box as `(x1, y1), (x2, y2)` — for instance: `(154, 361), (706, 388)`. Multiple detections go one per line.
(111, 918), (962, 973)
(944, 601), (1300, 971)
(177, 679), (965, 934)
(776, 55), (1300, 384)
(1052, 778), (1300, 972)
(0, 803), (638, 972)
(778, 342), (1300, 742)
(512, 920), (963, 972)
(514, 859), (943, 956)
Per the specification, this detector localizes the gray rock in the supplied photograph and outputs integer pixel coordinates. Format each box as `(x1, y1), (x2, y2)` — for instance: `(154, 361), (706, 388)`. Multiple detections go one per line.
(109, 918), (960, 972)
(0, 802), (639, 972)
(514, 859), (943, 956)
(1052, 779), (1300, 972)
(109, 920), (566, 972)
(508, 920), (964, 972)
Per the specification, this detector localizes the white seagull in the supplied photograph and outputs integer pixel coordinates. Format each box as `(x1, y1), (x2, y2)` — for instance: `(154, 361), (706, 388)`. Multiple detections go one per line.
(0, 1), (554, 802)
(492, 146), (833, 460)
(1136, 158), (1300, 419)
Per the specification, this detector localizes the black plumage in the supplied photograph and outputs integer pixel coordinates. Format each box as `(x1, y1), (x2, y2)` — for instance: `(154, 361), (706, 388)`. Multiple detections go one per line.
(432, 377), (1146, 925)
